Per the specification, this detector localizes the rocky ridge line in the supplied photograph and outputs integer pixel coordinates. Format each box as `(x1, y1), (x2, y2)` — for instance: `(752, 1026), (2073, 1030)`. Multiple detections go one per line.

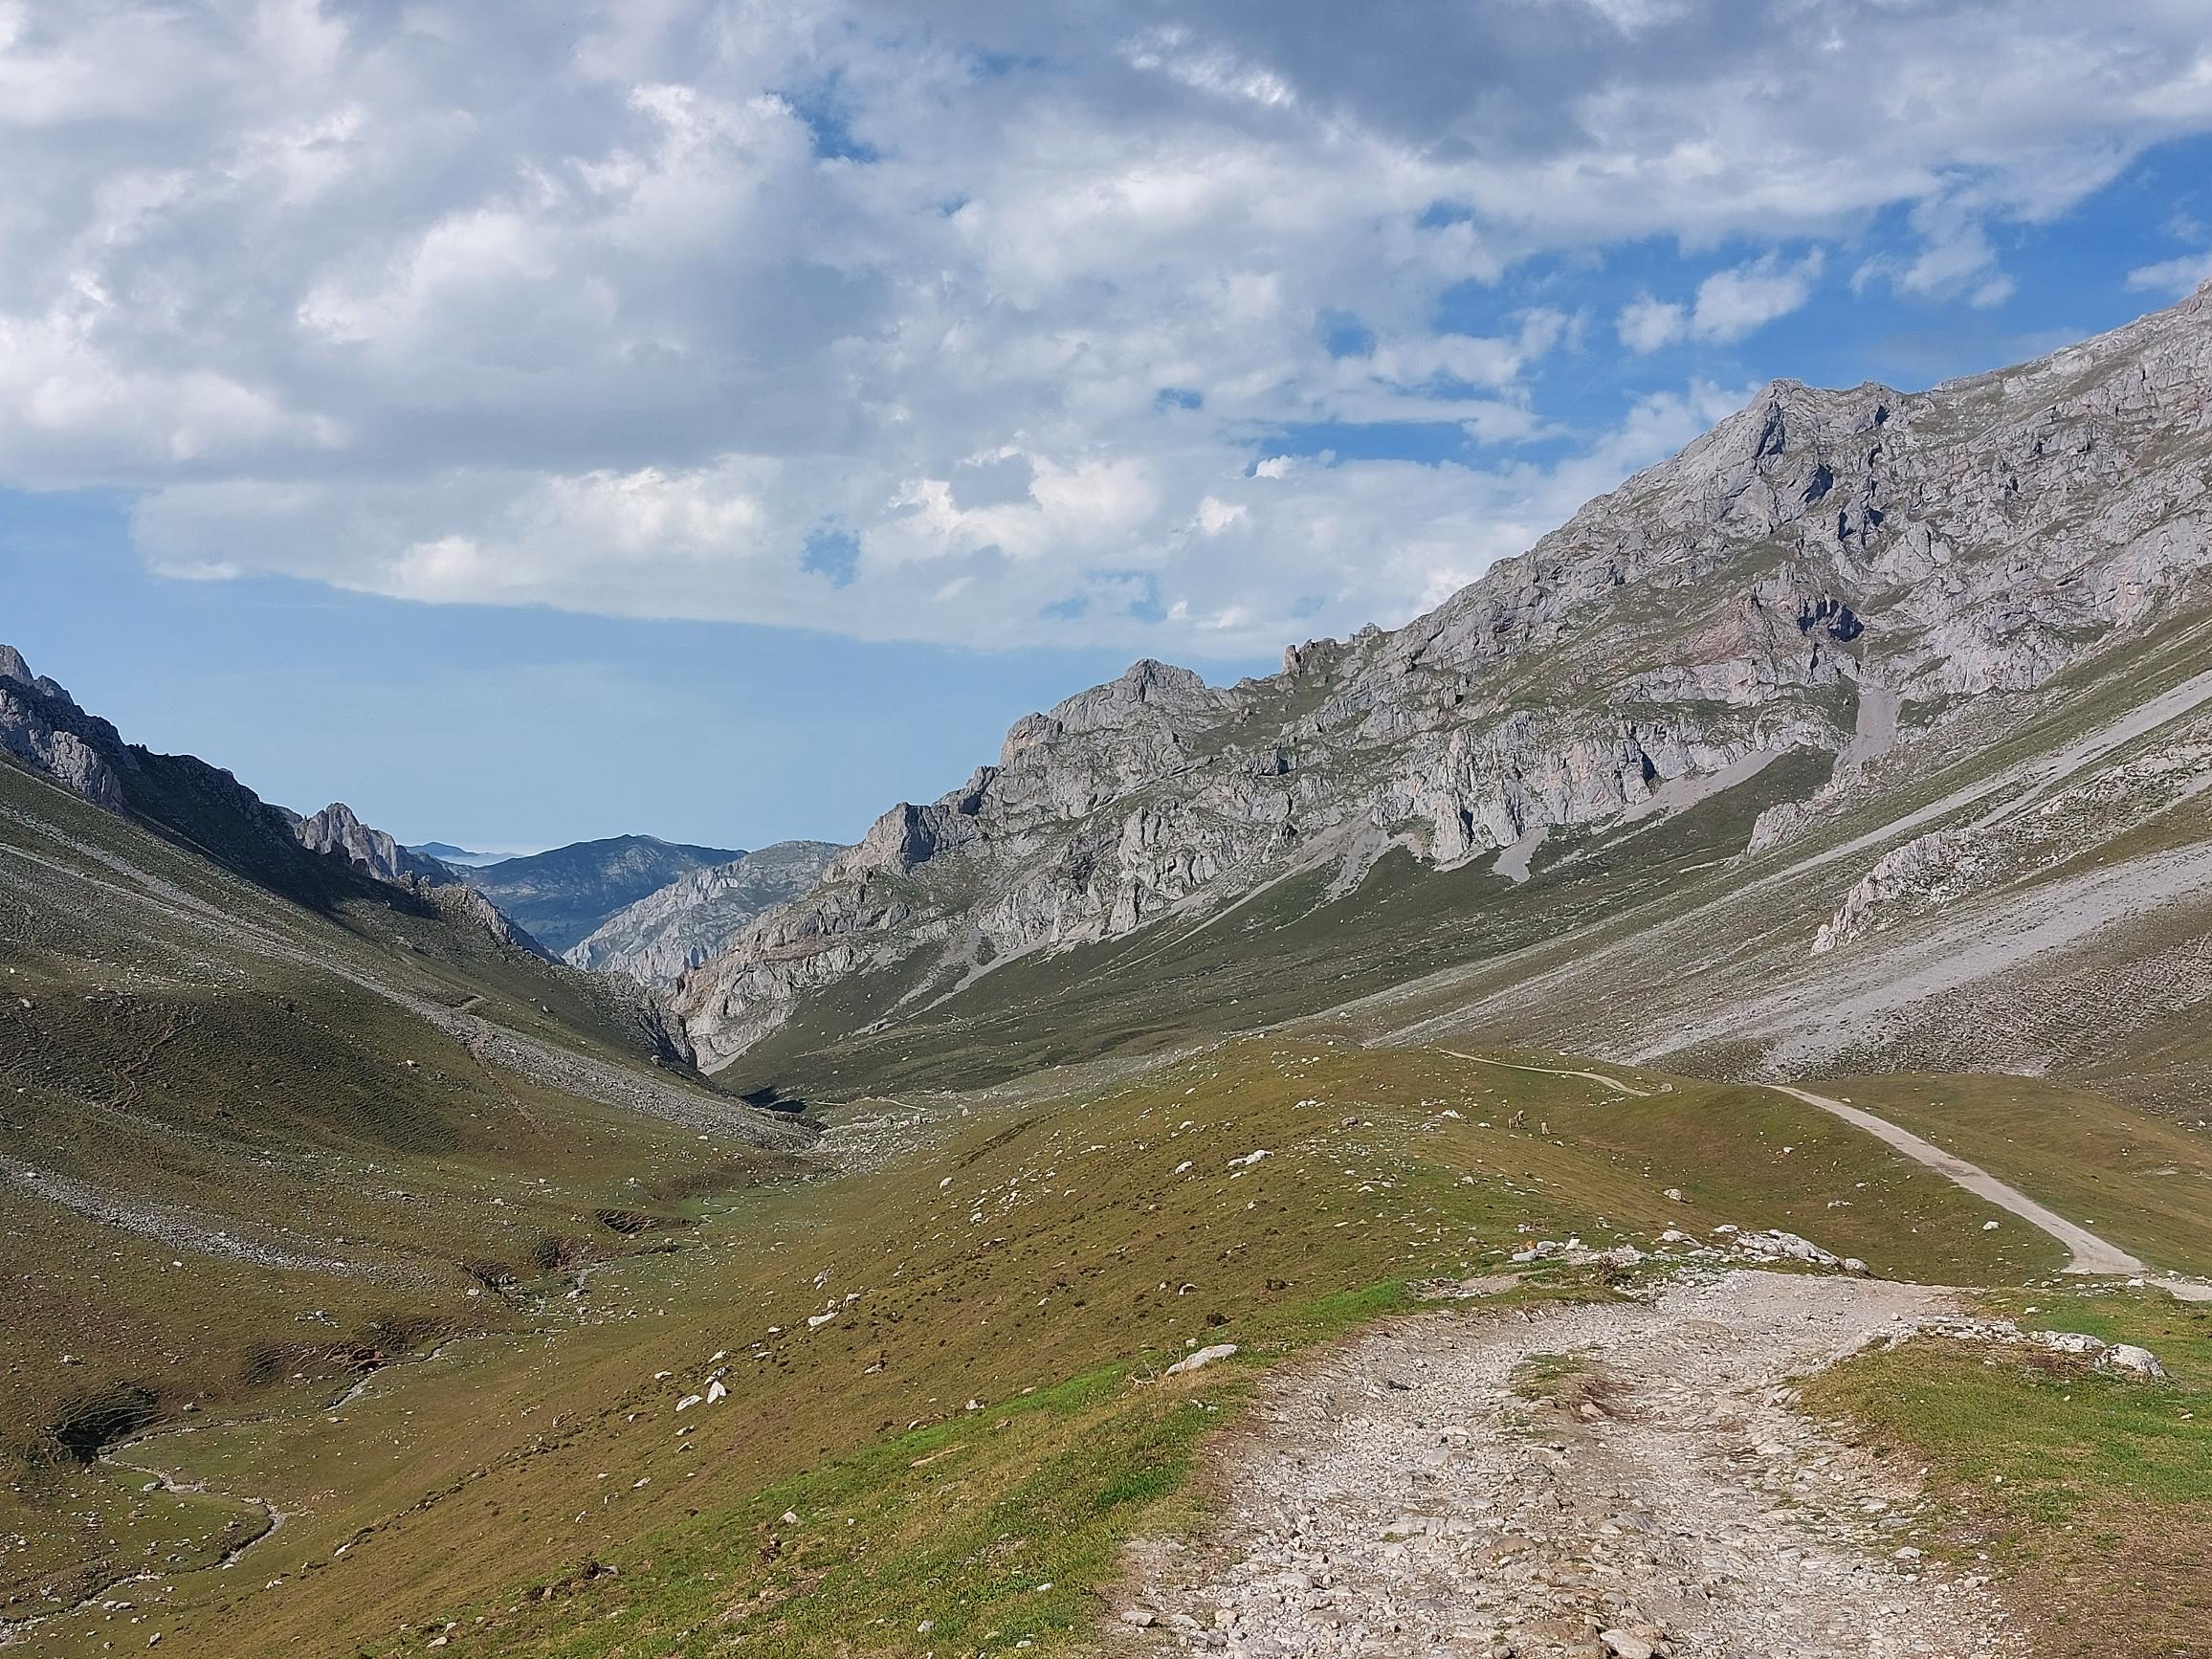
(671, 281), (2212, 1072)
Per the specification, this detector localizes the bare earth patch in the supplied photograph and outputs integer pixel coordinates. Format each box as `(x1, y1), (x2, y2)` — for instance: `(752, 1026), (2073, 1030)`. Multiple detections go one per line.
(1124, 1272), (2018, 1658)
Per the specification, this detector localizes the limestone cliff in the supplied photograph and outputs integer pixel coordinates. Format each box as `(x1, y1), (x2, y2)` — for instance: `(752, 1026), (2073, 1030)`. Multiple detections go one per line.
(671, 281), (2212, 1073)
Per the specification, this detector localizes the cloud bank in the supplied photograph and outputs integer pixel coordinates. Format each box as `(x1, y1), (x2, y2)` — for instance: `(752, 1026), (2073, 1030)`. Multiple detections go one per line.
(7, 1), (2212, 653)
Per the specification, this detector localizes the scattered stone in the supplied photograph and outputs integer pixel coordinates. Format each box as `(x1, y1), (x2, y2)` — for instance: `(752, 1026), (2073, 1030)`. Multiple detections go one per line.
(2102, 1343), (2166, 1380)
(1120, 1272), (2015, 1658)
(1166, 1343), (1238, 1377)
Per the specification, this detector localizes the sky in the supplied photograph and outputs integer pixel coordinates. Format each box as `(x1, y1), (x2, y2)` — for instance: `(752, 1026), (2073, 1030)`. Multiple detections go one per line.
(4, 1), (2212, 854)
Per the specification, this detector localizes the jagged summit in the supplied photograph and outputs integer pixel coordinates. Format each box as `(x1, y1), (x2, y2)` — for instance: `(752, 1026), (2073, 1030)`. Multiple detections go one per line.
(0, 647), (544, 951)
(295, 800), (444, 885)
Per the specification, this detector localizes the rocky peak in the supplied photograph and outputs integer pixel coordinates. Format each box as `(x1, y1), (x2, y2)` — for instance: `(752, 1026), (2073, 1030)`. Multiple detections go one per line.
(0, 645), (128, 808)
(1001, 658), (1229, 763)
(295, 801), (422, 884)
(0, 643), (86, 710)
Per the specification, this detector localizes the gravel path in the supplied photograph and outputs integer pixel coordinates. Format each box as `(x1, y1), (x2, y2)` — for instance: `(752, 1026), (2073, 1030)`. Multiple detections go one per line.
(1124, 1272), (2017, 1659)
(1766, 1084), (2141, 1275)
(1769, 1084), (2212, 1303)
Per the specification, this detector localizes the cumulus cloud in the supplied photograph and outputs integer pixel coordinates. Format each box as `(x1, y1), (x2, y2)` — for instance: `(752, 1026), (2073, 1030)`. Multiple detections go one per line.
(1616, 295), (1688, 354)
(1618, 251), (1825, 353)
(9, 2), (2212, 653)
(1688, 251), (1825, 343)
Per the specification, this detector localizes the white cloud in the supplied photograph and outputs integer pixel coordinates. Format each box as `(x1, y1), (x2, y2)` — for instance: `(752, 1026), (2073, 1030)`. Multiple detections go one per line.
(1194, 496), (1248, 534)
(2127, 248), (2212, 297)
(7, 2), (2212, 653)
(1617, 294), (1687, 354)
(1688, 250), (1825, 342)
(1624, 251), (1825, 353)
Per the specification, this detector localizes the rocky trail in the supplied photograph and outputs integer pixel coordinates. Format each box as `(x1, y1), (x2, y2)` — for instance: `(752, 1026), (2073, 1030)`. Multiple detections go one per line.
(1124, 1272), (2015, 1659)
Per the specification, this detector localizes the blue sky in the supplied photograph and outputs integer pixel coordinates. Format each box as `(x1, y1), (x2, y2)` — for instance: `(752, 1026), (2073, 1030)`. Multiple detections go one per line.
(4, 2), (2212, 852)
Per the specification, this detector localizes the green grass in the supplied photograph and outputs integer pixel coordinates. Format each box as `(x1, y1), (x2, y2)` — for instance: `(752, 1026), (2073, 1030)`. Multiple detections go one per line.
(1825, 1073), (2212, 1278)
(0, 756), (802, 1626)
(1805, 1286), (2212, 1659)
(15, 1037), (2107, 1658)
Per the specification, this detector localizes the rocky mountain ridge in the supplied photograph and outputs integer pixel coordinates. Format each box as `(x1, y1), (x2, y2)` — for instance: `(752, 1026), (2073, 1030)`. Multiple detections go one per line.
(566, 840), (843, 982)
(0, 645), (541, 952)
(670, 279), (2212, 1074)
(443, 834), (745, 955)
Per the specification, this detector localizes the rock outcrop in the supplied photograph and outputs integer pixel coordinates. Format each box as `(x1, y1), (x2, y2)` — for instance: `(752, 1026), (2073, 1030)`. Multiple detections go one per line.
(672, 281), (2212, 1073)
(0, 647), (128, 811)
(294, 801), (445, 885)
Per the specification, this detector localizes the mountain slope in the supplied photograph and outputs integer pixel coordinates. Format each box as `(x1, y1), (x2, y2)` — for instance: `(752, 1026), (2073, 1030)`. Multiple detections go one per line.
(564, 839), (843, 981)
(0, 657), (809, 1623)
(673, 281), (2212, 1091)
(447, 835), (744, 954)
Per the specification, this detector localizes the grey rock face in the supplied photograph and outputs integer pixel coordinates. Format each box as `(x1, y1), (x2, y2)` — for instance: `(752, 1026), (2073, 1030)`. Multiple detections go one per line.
(565, 841), (844, 982)
(667, 286), (2212, 1072)
(296, 801), (430, 884)
(0, 647), (128, 810)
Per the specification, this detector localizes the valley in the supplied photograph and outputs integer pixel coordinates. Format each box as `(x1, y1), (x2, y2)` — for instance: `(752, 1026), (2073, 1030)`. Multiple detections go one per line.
(5, 283), (2212, 1657)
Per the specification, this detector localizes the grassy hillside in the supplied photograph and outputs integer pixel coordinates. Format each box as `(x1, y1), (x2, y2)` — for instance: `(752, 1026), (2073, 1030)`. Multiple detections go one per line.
(14, 1036), (2112, 1656)
(11, 609), (2212, 1656)
(1808, 1286), (2212, 1659)
(0, 755), (805, 1627)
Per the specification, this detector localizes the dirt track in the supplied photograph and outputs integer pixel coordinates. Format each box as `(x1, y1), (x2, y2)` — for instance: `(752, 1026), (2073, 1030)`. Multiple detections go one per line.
(1125, 1272), (2015, 1659)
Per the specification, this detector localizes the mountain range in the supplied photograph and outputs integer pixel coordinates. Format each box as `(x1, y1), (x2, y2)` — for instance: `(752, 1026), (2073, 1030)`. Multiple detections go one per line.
(431, 835), (747, 954)
(660, 277), (2212, 1108)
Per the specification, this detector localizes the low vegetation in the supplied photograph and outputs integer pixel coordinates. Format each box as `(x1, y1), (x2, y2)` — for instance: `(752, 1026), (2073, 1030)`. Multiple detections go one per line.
(1806, 1286), (2212, 1659)
(17, 1037), (2082, 1656)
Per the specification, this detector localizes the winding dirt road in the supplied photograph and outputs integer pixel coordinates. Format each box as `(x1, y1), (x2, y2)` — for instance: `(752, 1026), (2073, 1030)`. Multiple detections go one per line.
(1768, 1083), (2212, 1300)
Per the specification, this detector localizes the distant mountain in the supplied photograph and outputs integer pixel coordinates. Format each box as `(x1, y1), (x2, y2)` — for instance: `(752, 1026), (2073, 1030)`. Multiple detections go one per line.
(564, 840), (844, 981)
(445, 835), (743, 954)
(409, 839), (505, 867)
